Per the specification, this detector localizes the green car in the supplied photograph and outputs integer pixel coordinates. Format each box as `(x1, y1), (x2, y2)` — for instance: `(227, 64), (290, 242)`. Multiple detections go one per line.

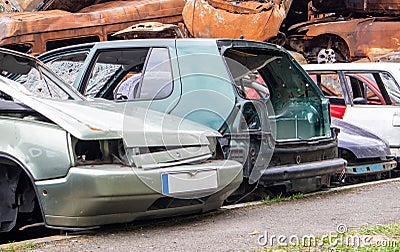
(37, 39), (346, 198)
(0, 48), (243, 232)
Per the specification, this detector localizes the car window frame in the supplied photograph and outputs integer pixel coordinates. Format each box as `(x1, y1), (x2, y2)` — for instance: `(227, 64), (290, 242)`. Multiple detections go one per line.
(307, 70), (353, 105)
(79, 46), (174, 101)
(133, 47), (174, 101)
(342, 70), (394, 106)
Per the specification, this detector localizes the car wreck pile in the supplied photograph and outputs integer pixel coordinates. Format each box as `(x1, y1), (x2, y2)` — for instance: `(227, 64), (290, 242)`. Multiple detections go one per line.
(0, 0), (399, 234)
(1, 0), (400, 62)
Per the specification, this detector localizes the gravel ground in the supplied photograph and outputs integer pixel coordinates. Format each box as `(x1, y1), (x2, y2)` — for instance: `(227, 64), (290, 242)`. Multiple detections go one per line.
(25, 180), (400, 251)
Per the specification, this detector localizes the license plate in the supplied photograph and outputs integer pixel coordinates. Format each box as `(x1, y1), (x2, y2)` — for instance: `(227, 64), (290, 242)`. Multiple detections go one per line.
(161, 169), (218, 195)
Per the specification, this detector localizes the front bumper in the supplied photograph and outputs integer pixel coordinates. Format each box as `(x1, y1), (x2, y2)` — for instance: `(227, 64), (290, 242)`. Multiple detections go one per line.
(35, 160), (242, 229)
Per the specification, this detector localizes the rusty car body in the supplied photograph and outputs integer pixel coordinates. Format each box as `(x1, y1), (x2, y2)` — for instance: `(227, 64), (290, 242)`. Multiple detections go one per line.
(182, 0), (292, 41)
(286, 16), (400, 63)
(310, 0), (400, 16)
(0, 0), (184, 55)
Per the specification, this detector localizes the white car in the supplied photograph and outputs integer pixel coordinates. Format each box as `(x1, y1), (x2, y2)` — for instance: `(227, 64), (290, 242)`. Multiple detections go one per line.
(303, 62), (400, 162)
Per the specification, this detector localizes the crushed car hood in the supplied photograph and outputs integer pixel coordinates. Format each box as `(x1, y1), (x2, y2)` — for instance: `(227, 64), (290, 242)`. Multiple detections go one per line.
(0, 77), (219, 147)
(332, 118), (390, 159)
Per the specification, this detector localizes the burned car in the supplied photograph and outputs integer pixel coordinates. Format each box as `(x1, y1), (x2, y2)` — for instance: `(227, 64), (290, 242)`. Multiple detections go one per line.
(285, 16), (400, 63)
(37, 39), (346, 196)
(0, 0), (185, 55)
(303, 62), (400, 164)
(0, 48), (243, 232)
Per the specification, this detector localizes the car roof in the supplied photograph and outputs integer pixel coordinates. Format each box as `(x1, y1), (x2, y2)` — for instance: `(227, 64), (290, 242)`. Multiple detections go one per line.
(39, 38), (284, 55)
(38, 42), (96, 61)
(0, 47), (38, 62)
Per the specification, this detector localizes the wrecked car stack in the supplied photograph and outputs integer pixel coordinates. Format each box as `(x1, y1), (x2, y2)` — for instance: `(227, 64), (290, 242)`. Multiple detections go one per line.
(2, 0), (400, 235)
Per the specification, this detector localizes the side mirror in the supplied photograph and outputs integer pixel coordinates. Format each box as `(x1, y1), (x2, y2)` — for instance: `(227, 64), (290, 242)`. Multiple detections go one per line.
(353, 97), (367, 104)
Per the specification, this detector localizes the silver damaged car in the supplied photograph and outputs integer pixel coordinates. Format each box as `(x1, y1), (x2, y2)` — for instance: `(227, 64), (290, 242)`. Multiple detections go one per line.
(0, 48), (243, 232)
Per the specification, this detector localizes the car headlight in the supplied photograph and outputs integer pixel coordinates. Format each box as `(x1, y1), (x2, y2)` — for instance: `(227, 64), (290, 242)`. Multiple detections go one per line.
(71, 137), (127, 165)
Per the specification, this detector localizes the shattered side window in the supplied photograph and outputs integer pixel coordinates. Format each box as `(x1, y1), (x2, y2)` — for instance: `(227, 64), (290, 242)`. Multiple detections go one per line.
(44, 52), (88, 86)
(85, 64), (121, 97)
(84, 48), (150, 98)
(13, 67), (69, 99)
(4, 52), (81, 100)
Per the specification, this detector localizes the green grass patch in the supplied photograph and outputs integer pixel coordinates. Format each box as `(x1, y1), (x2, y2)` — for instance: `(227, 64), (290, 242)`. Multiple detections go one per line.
(261, 193), (304, 204)
(358, 223), (400, 238)
(0, 242), (37, 251)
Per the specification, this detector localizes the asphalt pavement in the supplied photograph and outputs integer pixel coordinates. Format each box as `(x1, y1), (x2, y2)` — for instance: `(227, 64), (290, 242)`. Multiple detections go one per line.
(8, 179), (400, 251)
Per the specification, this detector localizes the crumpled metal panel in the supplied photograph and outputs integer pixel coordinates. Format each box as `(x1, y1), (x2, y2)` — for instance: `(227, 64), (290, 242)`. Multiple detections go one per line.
(182, 0), (292, 41)
(112, 21), (184, 39)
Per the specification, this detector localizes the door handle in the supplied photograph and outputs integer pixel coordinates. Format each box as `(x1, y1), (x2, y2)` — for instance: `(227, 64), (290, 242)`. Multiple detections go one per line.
(392, 111), (400, 127)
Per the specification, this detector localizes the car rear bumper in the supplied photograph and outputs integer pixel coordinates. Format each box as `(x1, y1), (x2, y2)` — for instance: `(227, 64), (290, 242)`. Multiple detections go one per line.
(35, 160), (242, 229)
(345, 160), (397, 176)
(260, 158), (346, 182)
